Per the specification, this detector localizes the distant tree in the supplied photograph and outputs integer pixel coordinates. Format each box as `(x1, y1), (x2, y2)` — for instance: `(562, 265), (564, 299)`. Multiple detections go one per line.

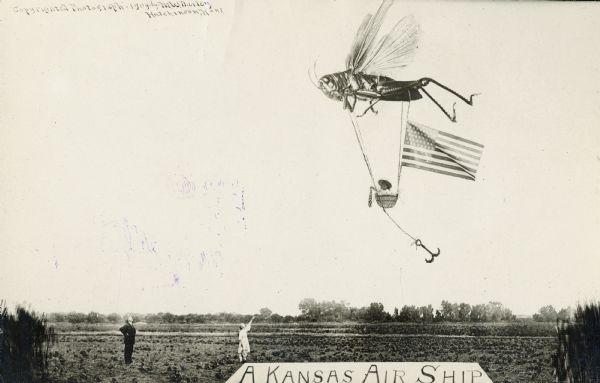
(451, 303), (460, 320)
(48, 312), (66, 322)
(348, 307), (360, 321)
(361, 302), (388, 322)
(440, 301), (459, 321)
(86, 311), (105, 324)
(319, 301), (337, 321)
(297, 299), (356, 322)
(269, 313), (283, 323)
(162, 312), (176, 323)
(393, 307), (400, 321)
(217, 312), (237, 323)
(326, 301), (351, 321)
(298, 298), (321, 322)
(533, 305), (558, 322)
(183, 313), (198, 323)
(485, 302), (505, 322)
(259, 307), (273, 320)
(399, 305), (420, 322)
(65, 312), (86, 324)
(106, 313), (122, 323)
(144, 313), (161, 323)
(419, 305), (434, 322)
(557, 307), (572, 321)
(458, 303), (471, 321)
(440, 301), (451, 320)
(501, 307), (516, 321)
(470, 304), (486, 322)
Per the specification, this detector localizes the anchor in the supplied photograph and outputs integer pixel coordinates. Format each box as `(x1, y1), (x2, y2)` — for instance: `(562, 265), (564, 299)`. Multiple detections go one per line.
(415, 239), (440, 263)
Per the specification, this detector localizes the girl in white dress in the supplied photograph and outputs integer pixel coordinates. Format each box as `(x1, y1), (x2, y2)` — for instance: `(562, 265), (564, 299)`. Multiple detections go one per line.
(238, 316), (255, 362)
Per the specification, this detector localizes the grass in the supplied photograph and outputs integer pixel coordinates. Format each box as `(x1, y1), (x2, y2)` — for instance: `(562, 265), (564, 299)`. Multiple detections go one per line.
(0, 303), (57, 382)
(43, 322), (556, 383)
(50, 320), (555, 336)
(554, 303), (600, 382)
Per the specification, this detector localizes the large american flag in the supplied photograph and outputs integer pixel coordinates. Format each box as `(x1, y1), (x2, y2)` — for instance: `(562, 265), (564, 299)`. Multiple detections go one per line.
(402, 121), (484, 181)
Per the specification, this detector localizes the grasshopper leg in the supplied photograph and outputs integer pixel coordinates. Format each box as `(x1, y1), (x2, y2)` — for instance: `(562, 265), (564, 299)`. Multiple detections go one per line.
(357, 98), (381, 117)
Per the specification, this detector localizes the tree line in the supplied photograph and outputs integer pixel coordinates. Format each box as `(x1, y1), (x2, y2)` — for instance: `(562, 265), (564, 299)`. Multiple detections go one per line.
(296, 299), (517, 323)
(1, 299), (595, 383)
(43, 299), (536, 324)
(532, 305), (572, 322)
(45, 300), (575, 324)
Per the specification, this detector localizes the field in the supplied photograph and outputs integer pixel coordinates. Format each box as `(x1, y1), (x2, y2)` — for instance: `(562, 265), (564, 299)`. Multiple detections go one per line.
(45, 322), (557, 383)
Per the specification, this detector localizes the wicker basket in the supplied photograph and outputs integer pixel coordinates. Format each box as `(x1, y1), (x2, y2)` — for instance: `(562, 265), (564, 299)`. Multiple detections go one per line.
(375, 194), (398, 209)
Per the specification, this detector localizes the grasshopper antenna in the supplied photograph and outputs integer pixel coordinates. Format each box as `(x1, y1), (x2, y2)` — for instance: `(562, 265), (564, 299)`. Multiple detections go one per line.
(311, 57), (322, 84)
(313, 57), (320, 81)
(308, 66), (319, 89)
(308, 56), (322, 89)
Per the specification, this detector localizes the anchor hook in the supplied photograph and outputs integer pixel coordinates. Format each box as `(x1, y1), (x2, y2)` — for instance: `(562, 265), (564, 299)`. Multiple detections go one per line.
(414, 239), (440, 263)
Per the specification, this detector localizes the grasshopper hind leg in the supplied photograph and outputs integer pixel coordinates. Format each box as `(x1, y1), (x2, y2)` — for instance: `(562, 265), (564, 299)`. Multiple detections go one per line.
(356, 99), (381, 118)
(419, 77), (479, 122)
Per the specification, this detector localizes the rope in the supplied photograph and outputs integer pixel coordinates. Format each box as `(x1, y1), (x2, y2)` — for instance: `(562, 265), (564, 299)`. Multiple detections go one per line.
(397, 95), (411, 190)
(382, 208), (417, 242)
(349, 112), (377, 189)
(349, 103), (435, 260)
(349, 102), (416, 242)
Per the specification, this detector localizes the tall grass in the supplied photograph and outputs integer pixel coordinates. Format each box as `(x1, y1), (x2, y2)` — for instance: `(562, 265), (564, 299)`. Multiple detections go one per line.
(0, 300), (57, 382)
(553, 302), (600, 382)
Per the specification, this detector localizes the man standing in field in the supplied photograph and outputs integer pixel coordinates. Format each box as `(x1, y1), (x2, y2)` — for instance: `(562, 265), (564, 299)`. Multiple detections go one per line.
(238, 316), (255, 362)
(119, 316), (136, 365)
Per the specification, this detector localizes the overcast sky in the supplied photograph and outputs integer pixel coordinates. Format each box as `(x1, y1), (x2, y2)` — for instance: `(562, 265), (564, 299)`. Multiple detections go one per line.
(1, 0), (599, 316)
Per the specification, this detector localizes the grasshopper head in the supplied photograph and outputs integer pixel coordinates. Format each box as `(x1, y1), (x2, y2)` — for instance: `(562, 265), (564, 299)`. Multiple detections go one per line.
(319, 74), (344, 102)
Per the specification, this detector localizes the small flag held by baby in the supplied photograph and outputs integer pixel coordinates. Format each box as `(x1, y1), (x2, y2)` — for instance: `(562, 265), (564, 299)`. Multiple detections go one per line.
(402, 121), (484, 181)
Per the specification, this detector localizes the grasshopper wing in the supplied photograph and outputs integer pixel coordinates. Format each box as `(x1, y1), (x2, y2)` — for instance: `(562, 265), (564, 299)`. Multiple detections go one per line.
(346, 0), (420, 76)
(360, 14), (420, 76)
(345, 0), (394, 73)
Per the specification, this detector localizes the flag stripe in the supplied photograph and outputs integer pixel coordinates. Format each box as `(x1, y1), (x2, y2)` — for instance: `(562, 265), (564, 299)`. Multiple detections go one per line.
(403, 148), (478, 173)
(434, 148), (478, 175)
(428, 148), (479, 166)
(433, 147), (479, 166)
(433, 147), (479, 173)
(402, 155), (475, 176)
(404, 146), (479, 167)
(439, 130), (485, 148)
(401, 162), (475, 180)
(404, 148), (451, 163)
(436, 137), (484, 154)
(436, 143), (482, 161)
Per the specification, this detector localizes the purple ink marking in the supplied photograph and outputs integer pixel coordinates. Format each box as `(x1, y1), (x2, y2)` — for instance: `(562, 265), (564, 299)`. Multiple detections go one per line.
(179, 176), (196, 197)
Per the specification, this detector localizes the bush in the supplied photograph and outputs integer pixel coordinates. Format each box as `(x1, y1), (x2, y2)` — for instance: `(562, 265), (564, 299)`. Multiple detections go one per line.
(553, 302), (600, 382)
(533, 305), (558, 322)
(0, 301), (57, 382)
